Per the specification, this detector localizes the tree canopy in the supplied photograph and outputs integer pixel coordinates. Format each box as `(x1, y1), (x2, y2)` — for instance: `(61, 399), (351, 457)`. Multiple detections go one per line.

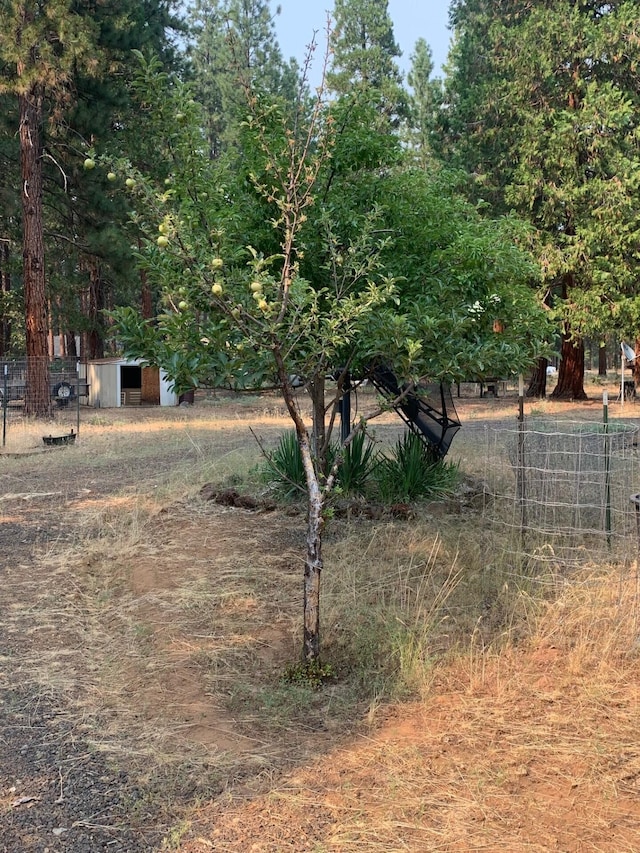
(107, 47), (551, 660)
(438, 0), (640, 397)
(0, 0), (182, 380)
(328, 0), (407, 121)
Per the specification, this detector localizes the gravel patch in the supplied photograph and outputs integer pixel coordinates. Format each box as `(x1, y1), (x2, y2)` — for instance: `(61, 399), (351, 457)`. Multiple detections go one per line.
(1, 691), (162, 852)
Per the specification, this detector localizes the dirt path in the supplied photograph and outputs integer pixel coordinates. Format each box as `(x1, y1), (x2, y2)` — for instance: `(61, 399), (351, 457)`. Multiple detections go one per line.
(0, 435), (191, 851)
(0, 402), (343, 850)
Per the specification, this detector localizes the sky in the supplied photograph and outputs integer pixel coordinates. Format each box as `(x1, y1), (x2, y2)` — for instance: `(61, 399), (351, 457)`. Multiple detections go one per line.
(274, 0), (452, 84)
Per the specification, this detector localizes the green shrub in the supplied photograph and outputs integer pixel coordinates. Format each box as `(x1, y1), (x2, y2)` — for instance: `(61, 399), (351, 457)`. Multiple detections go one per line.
(338, 430), (378, 496)
(264, 428), (459, 505)
(373, 431), (460, 503)
(264, 429), (376, 499)
(263, 430), (306, 499)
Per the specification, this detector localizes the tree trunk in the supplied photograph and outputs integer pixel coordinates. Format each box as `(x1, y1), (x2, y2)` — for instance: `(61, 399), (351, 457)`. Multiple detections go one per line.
(20, 86), (51, 417)
(273, 347), (324, 662)
(301, 433), (323, 662)
(0, 239), (11, 356)
(300, 372), (338, 662)
(65, 331), (77, 358)
(599, 343), (607, 377)
(47, 311), (54, 359)
(141, 268), (153, 320)
(85, 258), (105, 360)
(551, 332), (587, 400)
(309, 374), (326, 473)
(550, 273), (586, 401)
(526, 357), (548, 398)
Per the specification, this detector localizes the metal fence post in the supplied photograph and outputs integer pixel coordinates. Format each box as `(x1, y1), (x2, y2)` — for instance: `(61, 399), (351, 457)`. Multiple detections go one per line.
(76, 360), (81, 438)
(516, 374), (526, 538)
(604, 391), (611, 546)
(2, 364), (7, 447)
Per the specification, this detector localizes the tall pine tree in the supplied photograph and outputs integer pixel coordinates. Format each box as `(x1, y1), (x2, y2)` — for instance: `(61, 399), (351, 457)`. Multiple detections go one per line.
(0, 1), (100, 413)
(439, 0), (640, 399)
(406, 38), (442, 167)
(0, 0), (183, 400)
(328, 0), (407, 122)
(187, 0), (298, 157)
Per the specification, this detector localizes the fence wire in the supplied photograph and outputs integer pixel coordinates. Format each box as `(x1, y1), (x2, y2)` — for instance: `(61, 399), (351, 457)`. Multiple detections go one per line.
(481, 416), (640, 573)
(1, 357), (79, 412)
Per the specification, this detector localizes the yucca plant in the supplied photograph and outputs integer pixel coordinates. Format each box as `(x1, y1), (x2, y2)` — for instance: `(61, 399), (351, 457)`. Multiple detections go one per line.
(263, 430), (306, 499)
(373, 431), (460, 503)
(337, 430), (378, 496)
(263, 430), (341, 499)
(265, 429), (378, 499)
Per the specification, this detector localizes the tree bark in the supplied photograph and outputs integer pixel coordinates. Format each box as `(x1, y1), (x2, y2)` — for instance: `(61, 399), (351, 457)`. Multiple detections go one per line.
(526, 357), (548, 398)
(551, 332), (587, 400)
(550, 273), (586, 401)
(0, 240), (11, 356)
(65, 331), (77, 358)
(83, 257), (105, 360)
(141, 268), (153, 320)
(20, 86), (51, 417)
(273, 346), (324, 662)
(300, 433), (323, 662)
(47, 307), (54, 359)
(309, 373), (327, 474)
(599, 343), (607, 377)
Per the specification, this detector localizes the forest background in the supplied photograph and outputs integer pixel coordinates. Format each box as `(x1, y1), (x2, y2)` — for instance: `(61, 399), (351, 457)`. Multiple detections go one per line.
(1, 0), (639, 414)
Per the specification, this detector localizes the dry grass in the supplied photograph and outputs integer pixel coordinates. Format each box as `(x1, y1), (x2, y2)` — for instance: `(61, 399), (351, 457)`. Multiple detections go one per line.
(4, 392), (640, 851)
(177, 564), (640, 852)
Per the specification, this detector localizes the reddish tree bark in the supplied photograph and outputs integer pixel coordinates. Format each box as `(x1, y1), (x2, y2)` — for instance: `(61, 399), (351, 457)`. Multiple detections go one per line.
(526, 357), (548, 398)
(632, 339), (640, 391)
(20, 86), (51, 416)
(550, 273), (587, 400)
(65, 331), (77, 358)
(551, 332), (587, 400)
(141, 269), (153, 320)
(0, 240), (11, 356)
(82, 258), (105, 360)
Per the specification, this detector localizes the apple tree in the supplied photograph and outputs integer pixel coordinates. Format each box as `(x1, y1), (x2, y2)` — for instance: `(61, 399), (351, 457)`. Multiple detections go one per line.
(107, 52), (552, 665)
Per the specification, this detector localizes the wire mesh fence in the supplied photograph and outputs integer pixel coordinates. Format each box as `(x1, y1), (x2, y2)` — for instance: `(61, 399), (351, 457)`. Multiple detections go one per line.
(481, 414), (640, 575)
(1, 357), (88, 448)
(0, 357), (87, 407)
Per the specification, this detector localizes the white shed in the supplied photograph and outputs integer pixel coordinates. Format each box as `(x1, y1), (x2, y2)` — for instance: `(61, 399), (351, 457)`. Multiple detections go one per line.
(86, 358), (178, 407)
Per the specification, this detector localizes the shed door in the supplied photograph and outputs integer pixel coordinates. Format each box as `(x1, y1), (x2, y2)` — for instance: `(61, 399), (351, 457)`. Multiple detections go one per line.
(120, 365), (142, 406)
(141, 366), (161, 405)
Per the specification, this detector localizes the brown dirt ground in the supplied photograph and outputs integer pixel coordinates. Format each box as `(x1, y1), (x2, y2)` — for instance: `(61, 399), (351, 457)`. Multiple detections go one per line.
(2, 384), (640, 852)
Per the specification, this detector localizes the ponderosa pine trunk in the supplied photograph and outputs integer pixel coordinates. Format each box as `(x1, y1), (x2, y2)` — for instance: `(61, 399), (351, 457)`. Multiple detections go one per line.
(65, 330), (77, 358)
(20, 86), (51, 416)
(83, 258), (105, 360)
(0, 240), (11, 356)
